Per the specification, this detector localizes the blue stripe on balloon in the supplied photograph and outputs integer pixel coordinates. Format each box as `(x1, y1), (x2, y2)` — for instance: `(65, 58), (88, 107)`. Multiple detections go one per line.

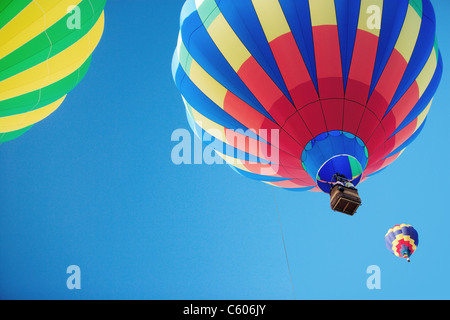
(390, 53), (443, 137)
(283, 186), (315, 192)
(278, 0), (319, 92)
(179, 1), (277, 123)
(369, 0), (409, 99)
(216, 0), (294, 105)
(385, 119), (427, 159)
(175, 65), (252, 133)
(186, 113), (273, 164)
(385, 1), (437, 115)
(228, 165), (288, 182)
(335, 0), (361, 91)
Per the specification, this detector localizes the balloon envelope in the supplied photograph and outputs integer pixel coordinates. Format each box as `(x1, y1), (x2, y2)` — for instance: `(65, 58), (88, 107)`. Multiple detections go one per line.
(172, 0), (443, 193)
(0, 0), (107, 143)
(385, 224), (419, 261)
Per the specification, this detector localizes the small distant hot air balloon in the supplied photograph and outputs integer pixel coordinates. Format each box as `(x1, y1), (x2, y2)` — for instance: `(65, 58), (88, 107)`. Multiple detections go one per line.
(0, 0), (107, 143)
(385, 224), (419, 262)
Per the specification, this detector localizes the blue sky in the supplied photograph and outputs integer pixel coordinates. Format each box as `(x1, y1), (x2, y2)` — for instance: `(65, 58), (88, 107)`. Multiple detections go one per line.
(0, 0), (449, 300)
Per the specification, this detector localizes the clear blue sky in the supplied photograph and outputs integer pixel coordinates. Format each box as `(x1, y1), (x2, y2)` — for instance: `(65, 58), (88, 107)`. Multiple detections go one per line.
(0, 0), (449, 300)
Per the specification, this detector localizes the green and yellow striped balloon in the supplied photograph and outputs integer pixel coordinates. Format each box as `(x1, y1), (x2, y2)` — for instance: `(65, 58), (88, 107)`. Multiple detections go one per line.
(0, 0), (107, 143)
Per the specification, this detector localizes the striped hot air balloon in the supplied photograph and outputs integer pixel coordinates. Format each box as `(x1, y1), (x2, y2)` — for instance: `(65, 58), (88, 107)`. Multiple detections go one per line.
(385, 224), (419, 262)
(0, 0), (107, 143)
(172, 0), (442, 195)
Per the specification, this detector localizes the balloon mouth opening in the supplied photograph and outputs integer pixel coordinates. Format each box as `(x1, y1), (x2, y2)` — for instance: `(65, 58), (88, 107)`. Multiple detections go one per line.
(300, 131), (368, 193)
(315, 154), (363, 193)
(401, 249), (412, 259)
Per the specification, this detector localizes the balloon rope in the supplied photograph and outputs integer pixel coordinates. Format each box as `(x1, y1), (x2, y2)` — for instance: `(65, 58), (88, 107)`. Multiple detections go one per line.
(273, 189), (296, 300)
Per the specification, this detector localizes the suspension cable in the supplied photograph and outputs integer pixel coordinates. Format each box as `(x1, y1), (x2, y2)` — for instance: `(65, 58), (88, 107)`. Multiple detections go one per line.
(272, 189), (296, 300)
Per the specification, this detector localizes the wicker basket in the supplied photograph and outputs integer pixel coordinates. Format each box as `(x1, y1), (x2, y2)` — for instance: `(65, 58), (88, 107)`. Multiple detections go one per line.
(330, 186), (362, 216)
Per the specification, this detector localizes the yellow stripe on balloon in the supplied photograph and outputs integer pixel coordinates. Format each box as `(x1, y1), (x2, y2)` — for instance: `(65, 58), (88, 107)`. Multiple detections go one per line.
(393, 224), (411, 232)
(357, 0), (383, 36)
(309, 0), (337, 27)
(188, 59), (228, 110)
(206, 14), (251, 72)
(251, 0), (291, 43)
(393, 4), (422, 63)
(391, 234), (417, 253)
(415, 99), (432, 131)
(214, 149), (239, 167)
(0, 95), (66, 133)
(189, 107), (227, 143)
(415, 49), (438, 97)
(0, 12), (104, 102)
(188, 106), (277, 167)
(385, 223), (411, 236)
(0, 0), (84, 60)
(214, 149), (272, 172)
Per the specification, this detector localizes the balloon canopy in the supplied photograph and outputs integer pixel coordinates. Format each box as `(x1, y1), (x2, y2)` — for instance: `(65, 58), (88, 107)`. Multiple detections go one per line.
(172, 0), (443, 193)
(385, 224), (419, 262)
(0, 0), (107, 143)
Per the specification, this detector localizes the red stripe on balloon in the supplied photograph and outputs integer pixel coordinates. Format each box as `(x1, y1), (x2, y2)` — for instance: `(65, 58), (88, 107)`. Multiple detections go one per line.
(381, 82), (420, 138)
(268, 32), (319, 109)
(237, 57), (296, 125)
(312, 25), (344, 99)
(367, 49), (408, 119)
(345, 30), (379, 105)
(342, 100), (365, 135)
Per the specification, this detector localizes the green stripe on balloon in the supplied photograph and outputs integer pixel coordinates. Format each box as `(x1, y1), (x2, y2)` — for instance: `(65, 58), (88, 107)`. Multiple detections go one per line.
(0, 0), (32, 30)
(349, 156), (362, 179)
(0, 125), (32, 143)
(0, 55), (92, 118)
(0, 0), (105, 82)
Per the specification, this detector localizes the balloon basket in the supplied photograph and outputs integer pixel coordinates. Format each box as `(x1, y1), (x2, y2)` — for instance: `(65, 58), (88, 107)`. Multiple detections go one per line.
(330, 186), (362, 216)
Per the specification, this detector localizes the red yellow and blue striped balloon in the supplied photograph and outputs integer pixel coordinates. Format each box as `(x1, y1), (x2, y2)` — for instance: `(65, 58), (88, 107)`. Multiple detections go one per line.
(0, 0), (106, 143)
(385, 224), (419, 262)
(172, 0), (442, 193)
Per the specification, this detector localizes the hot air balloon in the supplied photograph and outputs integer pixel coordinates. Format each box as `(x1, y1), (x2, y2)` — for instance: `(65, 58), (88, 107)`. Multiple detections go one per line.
(385, 224), (418, 262)
(0, 0), (107, 143)
(172, 0), (443, 215)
